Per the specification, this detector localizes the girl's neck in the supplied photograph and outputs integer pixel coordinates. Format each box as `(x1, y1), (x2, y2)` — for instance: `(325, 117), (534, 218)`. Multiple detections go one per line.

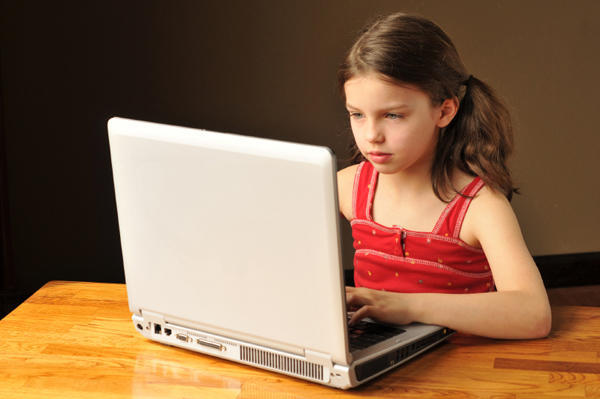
(376, 163), (434, 201)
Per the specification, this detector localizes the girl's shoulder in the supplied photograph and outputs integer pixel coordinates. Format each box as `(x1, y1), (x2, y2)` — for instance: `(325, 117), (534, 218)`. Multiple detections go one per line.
(468, 183), (512, 214)
(337, 163), (361, 220)
(337, 163), (360, 184)
(460, 181), (516, 247)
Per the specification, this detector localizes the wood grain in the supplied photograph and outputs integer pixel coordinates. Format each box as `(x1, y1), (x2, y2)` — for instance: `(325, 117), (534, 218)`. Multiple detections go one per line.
(494, 358), (600, 373)
(1, 281), (599, 398)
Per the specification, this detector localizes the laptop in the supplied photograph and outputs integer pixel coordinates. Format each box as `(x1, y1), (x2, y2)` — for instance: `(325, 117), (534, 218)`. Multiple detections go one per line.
(107, 116), (453, 389)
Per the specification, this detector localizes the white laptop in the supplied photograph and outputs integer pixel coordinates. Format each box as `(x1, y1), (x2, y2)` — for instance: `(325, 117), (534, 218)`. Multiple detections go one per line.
(107, 117), (453, 389)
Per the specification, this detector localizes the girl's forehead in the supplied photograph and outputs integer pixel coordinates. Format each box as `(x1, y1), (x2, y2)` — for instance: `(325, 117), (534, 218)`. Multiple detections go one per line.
(344, 73), (429, 106)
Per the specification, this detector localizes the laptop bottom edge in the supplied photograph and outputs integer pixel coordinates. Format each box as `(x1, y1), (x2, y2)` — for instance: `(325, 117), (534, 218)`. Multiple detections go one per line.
(132, 314), (453, 389)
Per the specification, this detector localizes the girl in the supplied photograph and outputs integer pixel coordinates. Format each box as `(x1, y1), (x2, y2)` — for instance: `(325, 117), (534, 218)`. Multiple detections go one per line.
(337, 12), (551, 339)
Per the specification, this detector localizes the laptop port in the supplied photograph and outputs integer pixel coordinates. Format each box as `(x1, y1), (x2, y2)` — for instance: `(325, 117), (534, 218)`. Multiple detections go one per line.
(154, 323), (162, 334)
(196, 338), (224, 351)
(176, 333), (188, 342)
(164, 328), (172, 336)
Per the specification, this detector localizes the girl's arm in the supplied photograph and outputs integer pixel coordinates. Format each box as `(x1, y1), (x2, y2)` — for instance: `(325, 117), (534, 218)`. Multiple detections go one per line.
(337, 165), (358, 220)
(346, 186), (552, 339)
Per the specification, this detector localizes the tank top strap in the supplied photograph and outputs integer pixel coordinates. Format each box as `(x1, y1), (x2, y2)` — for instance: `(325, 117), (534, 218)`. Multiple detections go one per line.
(352, 161), (377, 220)
(432, 176), (486, 238)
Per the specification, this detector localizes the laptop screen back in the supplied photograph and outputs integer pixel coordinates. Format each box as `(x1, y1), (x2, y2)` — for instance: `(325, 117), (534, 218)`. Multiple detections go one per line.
(108, 117), (350, 364)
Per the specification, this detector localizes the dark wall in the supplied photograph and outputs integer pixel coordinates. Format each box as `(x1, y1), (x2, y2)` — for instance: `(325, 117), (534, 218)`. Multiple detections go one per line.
(0, 0), (361, 297)
(1, 1), (599, 309)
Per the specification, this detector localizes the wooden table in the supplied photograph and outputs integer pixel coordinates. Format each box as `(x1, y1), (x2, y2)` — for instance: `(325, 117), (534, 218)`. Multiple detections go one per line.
(1, 281), (599, 398)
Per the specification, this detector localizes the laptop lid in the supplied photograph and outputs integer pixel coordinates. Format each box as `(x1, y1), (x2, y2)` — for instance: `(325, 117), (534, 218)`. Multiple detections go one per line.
(108, 117), (351, 365)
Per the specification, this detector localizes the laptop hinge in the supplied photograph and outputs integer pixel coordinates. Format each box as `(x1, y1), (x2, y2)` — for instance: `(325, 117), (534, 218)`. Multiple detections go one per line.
(305, 349), (333, 369)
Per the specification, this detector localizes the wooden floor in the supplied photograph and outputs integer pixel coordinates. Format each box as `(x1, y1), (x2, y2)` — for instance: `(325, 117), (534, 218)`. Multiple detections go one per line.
(547, 284), (600, 306)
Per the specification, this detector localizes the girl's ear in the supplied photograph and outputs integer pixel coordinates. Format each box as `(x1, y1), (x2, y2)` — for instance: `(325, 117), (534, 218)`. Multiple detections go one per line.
(436, 97), (459, 128)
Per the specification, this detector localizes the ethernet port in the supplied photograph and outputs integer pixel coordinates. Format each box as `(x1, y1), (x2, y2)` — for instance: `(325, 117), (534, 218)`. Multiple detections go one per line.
(154, 323), (162, 334)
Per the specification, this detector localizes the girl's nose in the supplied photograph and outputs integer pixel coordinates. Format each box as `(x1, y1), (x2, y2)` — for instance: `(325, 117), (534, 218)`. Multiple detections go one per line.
(365, 121), (384, 143)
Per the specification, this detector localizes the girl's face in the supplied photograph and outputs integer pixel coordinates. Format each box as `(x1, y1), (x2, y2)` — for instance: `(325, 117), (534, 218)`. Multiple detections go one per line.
(344, 73), (454, 175)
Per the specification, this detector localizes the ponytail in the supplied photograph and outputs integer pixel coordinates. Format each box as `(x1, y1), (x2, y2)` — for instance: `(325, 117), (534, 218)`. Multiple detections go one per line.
(433, 75), (518, 201)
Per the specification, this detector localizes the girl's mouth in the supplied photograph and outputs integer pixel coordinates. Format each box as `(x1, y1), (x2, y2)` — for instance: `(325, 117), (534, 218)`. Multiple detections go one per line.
(368, 152), (393, 164)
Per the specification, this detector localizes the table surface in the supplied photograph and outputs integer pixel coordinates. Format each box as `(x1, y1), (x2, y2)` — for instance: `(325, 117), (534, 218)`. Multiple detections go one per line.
(1, 281), (599, 398)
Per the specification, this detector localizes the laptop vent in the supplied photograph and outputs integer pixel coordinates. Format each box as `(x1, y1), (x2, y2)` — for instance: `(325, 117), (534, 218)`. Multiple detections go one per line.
(240, 345), (324, 381)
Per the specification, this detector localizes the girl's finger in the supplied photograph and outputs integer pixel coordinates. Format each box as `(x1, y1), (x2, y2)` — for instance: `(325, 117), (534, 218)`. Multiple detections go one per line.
(349, 305), (371, 325)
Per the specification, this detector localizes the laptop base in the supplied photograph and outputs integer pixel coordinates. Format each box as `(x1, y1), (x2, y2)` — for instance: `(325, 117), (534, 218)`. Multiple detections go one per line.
(133, 313), (453, 389)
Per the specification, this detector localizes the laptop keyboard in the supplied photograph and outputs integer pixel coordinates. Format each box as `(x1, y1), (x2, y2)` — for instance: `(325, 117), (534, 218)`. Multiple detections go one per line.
(347, 316), (406, 351)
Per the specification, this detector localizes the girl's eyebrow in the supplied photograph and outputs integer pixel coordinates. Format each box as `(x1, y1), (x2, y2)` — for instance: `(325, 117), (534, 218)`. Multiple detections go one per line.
(386, 103), (411, 110)
(345, 103), (411, 110)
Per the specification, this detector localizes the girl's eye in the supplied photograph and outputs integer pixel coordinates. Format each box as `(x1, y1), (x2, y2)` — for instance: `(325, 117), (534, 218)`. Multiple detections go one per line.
(349, 112), (363, 119)
(386, 113), (403, 120)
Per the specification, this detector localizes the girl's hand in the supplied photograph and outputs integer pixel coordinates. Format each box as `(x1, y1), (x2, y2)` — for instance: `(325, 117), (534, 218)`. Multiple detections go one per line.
(345, 286), (415, 326)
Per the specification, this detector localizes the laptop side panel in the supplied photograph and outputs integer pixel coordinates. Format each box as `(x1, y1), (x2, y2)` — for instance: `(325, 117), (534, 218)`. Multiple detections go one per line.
(108, 117), (350, 366)
(131, 314), (337, 385)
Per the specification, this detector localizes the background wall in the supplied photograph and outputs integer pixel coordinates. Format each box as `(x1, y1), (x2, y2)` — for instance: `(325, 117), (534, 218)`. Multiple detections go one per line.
(0, 0), (598, 302)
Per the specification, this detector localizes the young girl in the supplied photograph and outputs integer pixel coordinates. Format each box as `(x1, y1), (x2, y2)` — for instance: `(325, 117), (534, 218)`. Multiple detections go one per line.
(337, 12), (551, 339)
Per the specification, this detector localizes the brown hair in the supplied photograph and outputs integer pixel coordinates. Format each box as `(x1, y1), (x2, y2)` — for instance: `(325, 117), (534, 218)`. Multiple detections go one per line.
(338, 12), (518, 201)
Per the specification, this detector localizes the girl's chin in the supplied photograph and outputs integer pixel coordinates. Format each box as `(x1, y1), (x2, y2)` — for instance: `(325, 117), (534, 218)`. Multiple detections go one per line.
(369, 162), (401, 174)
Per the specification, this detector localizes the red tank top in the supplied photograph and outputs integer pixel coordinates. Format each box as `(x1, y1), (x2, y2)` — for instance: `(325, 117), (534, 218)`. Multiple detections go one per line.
(351, 162), (494, 293)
